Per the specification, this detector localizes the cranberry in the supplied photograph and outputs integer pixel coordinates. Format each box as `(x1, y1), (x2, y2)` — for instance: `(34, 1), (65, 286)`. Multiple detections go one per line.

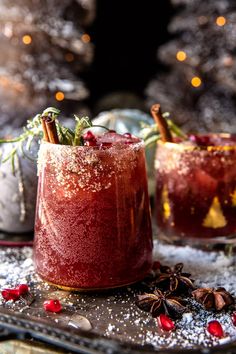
(2, 289), (20, 302)
(152, 261), (161, 271)
(100, 142), (112, 149)
(207, 320), (224, 338)
(232, 312), (236, 326)
(157, 314), (175, 331)
(43, 299), (62, 313)
(123, 132), (132, 138)
(83, 130), (95, 141)
(16, 284), (29, 296)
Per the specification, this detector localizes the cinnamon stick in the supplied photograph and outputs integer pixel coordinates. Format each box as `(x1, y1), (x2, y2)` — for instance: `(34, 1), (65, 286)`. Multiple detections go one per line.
(41, 117), (50, 142)
(150, 104), (173, 143)
(41, 116), (59, 144)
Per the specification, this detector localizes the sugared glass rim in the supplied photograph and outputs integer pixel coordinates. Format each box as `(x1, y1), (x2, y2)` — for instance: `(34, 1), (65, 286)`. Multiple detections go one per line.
(157, 133), (236, 152)
(40, 138), (144, 150)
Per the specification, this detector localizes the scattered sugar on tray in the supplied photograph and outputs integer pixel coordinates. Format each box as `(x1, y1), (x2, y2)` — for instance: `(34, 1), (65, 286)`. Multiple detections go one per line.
(1, 243), (236, 349)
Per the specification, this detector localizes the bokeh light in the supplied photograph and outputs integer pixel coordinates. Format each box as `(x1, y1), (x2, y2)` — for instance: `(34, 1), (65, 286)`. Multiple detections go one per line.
(176, 51), (187, 61)
(191, 77), (202, 87)
(55, 91), (65, 101)
(22, 35), (32, 45)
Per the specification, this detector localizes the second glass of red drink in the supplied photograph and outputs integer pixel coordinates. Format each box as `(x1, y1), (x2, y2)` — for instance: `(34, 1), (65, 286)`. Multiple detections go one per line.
(155, 133), (236, 244)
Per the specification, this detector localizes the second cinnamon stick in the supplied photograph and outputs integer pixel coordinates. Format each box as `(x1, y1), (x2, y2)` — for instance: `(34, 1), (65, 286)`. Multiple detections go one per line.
(151, 104), (172, 143)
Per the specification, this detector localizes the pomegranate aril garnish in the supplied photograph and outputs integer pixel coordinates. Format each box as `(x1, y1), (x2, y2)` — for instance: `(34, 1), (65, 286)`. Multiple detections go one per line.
(43, 299), (62, 313)
(2, 289), (20, 302)
(232, 312), (236, 326)
(157, 314), (175, 331)
(100, 142), (112, 149)
(123, 132), (132, 138)
(84, 140), (97, 147)
(1, 283), (30, 302)
(16, 284), (29, 295)
(189, 134), (210, 146)
(207, 320), (224, 338)
(83, 130), (95, 141)
(125, 141), (133, 145)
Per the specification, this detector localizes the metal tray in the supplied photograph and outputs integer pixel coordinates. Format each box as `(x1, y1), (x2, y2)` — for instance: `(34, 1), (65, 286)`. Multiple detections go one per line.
(0, 235), (235, 354)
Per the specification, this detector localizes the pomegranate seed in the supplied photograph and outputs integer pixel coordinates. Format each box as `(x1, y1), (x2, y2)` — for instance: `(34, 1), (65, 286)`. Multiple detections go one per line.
(83, 131), (95, 141)
(152, 261), (161, 271)
(43, 299), (62, 313)
(207, 320), (224, 337)
(2, 289), (20, 302)
(232, 312), (236, 326)
(16, 284), (29, 296)
(100, 142), (112, 149)
(189, 134), (210, 146)
(84, 139), (97, 147)
(123, 132), (132, 138)
(157, 314), (175, 331)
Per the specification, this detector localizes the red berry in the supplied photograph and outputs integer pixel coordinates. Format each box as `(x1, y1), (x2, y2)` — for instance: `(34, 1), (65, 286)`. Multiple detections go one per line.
(207, 320), (224, 338)
(2, 289), (20, 302)
(152, 261), (161, 271)
(43, 299), (62, 313)
(83, 130), (95, 141)
(125, 141), (133, 145)
(16, 284), (29, 296)
(232, 312), (236, 326)
(157, 314), (175, 331)
(123, 132), (132, 138)
(189, 134), (210, 146)
(100, 142), (112, 149)
(84, 139), (97, 147)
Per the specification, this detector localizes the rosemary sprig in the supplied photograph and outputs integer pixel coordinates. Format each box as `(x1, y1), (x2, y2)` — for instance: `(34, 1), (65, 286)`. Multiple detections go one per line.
(0, 108), (111, 172)
(73, 115), (92, 146)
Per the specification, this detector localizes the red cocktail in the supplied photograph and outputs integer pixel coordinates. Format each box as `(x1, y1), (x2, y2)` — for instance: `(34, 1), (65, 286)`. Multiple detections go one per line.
(155, 134), (236, 243)
(34, 132), (153, 290)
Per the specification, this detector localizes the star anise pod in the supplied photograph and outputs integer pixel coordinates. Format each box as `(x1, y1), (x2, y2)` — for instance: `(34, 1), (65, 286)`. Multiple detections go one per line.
(192, 287), (234, 311)
(150, 263), (195, 294)
(135, 289), (186, 319)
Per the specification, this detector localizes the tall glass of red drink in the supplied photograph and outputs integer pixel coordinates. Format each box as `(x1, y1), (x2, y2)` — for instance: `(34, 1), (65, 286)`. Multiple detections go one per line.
(155, 134), (236, 244)
(34, 132), (153, 290)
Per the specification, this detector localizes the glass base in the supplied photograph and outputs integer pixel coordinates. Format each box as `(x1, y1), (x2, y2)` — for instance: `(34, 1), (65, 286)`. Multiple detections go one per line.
(39, 270), (152, 292)
(0, 231), (33, 247)
(157, 229), (236, 251)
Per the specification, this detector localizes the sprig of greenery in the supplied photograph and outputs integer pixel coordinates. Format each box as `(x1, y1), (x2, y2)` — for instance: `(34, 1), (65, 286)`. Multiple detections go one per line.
(0, 114), (44, 173)
(139, 112), (187, 148)
(0, 107), (111, 172)
(73, 115), (92, 146)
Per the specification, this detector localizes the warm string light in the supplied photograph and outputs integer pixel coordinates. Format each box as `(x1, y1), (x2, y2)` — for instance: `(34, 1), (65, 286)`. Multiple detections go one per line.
(22, 35), (32, 45)
(191, 77), (202, 88)
(216, 16), (226, 27)
(176, 51), (187, 62)
(65, 53), (75, 62)
(55, 91), (65, 101)
(81, 33), (91, 43)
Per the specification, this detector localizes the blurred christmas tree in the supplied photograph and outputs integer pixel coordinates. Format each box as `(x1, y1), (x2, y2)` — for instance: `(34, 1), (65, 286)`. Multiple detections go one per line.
(146, 0), (236, 133)
(0, 0), (95, 128)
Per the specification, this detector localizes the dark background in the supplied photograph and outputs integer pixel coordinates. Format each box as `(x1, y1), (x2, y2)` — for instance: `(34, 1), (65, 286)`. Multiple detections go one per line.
(85, 0), (174, 106)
